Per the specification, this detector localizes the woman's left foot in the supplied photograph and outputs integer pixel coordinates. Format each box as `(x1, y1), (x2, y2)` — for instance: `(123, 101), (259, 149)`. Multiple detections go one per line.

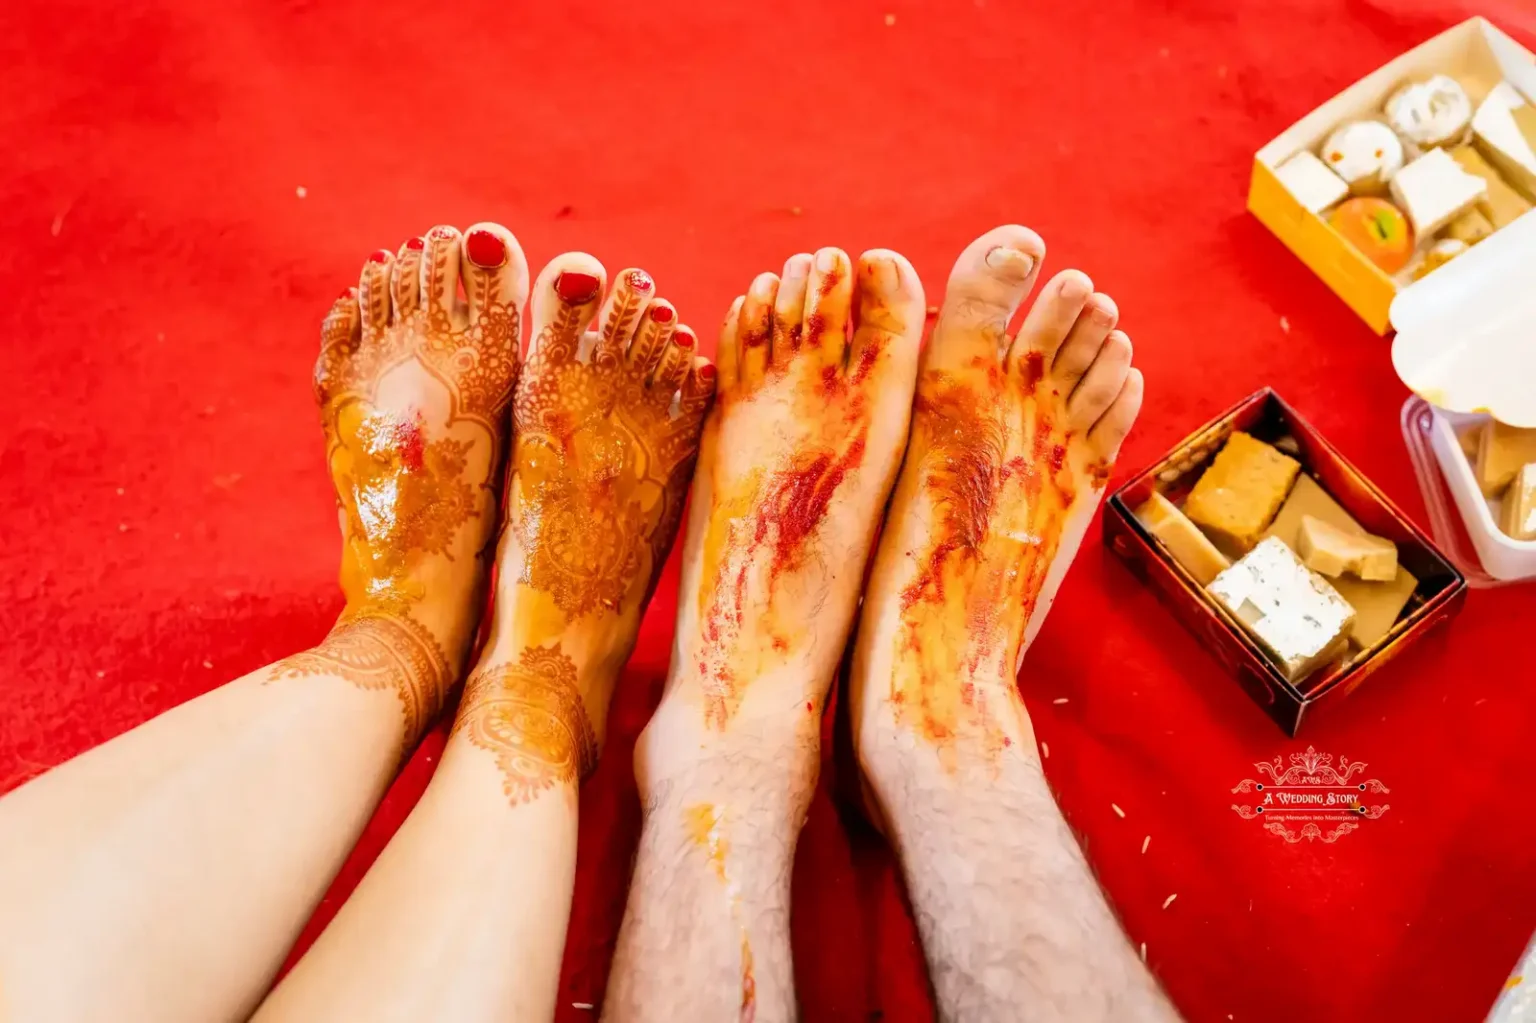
(274, 223), (528, 749)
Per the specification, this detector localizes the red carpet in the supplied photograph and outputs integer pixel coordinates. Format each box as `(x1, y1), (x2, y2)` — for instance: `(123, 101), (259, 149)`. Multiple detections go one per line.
(5, 1), (1536, 1020)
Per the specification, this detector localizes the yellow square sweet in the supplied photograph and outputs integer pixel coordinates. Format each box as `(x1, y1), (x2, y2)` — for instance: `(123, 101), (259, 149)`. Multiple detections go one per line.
(1183, 433), (1302, 557)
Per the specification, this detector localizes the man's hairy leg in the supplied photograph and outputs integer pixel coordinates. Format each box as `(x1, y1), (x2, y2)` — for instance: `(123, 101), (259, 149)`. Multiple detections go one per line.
(849, 225), (1175, 1021)
(604, 247), (927, 1021)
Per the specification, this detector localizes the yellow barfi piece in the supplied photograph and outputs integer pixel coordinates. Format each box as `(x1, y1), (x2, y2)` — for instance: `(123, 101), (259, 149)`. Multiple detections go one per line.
(1500, 463), (1536, 541)
(1183, 432), (1301, 558)
(1296, 514), (1398, 581)
(1261, 474), (1418, 649)
(1476, 421), (1536, 497)
(1135, 491), (1232, 586)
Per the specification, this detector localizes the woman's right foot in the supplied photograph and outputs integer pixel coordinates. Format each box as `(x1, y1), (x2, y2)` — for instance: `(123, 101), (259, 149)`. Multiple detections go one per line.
(454, 255), (714, 803)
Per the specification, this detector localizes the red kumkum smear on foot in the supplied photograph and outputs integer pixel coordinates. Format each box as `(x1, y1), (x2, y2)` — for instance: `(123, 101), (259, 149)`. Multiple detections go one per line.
(1020, 350), (1046, 395)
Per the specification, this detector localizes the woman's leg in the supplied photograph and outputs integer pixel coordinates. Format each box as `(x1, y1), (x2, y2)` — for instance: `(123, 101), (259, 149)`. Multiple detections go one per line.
(255, 259), (713, 1021)
(0, 223), (528, 1023)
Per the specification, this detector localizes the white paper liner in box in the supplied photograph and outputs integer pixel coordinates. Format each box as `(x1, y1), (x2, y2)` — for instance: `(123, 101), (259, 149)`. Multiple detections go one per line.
(1390, 210), (1536, 429)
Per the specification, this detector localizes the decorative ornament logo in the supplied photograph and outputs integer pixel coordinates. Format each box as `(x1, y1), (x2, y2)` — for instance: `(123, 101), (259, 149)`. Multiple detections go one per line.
(1230, 746), (1389, 843)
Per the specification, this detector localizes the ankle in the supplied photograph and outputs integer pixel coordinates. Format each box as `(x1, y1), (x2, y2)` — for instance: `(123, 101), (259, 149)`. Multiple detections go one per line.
(635, 691), (821, 825)
(856, 686), (1040, 793)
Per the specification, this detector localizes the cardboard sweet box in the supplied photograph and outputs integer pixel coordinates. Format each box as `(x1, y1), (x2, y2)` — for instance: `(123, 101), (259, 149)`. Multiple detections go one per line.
(1249, 17), (1536, 336)
(1104, 389), (1466, 736)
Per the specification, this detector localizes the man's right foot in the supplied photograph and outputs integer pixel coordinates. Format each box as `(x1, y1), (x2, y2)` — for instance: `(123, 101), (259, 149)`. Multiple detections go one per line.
(636, 246), (925, 800)
(850, 224), (1143, 784)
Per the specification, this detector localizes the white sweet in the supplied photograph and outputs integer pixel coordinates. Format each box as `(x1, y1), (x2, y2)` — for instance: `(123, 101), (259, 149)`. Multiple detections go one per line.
(1390, 148), (1488, 236)
(1206, 537), (1354, 682)
(1472, 81), (1536, 191)
(1385, 75), (1472, 149)
(1320, 120), (1404, 193)
(1275, 151), (1350, 213)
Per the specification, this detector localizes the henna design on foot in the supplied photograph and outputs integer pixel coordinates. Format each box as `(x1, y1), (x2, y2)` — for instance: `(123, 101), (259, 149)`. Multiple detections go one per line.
(270, 610), (452, 755)
(453, 645), (598, 806)
(509, 265), (711, 620)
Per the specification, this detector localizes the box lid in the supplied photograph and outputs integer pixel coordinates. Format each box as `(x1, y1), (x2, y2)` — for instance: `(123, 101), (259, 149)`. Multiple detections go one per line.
(1390, 210), (1536, 428)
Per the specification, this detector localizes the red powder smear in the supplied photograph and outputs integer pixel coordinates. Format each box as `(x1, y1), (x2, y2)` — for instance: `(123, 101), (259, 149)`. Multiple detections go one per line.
(803, 312), (826, 350)
(850, 341), (879, 384)
(693, 440), (866, 730)
(756, 439), (865, 585)
(899, 376), (1009, 612)
(373, 411), (427, 471)
(1003, 735), (1013, 747)
(805, 700), (814, 712)
(1019, 350), (1046, 395)
(1049, 443), (1067, 474)
(1088, 458), (1114, 485)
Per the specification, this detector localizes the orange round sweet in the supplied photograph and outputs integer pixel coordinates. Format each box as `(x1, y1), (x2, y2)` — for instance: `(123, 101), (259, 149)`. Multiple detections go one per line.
(1328, 197), (1415, 274)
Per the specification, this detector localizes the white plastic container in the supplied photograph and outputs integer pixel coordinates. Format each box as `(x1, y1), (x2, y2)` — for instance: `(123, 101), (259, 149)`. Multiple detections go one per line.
(1401, 397), (1536, 584)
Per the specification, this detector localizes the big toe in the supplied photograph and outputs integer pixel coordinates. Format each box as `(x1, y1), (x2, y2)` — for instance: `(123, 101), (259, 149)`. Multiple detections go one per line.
(460, 222), (530, 326)
(526, 253), (606, 365)
(460, 222), (529, 356)
(928, 225), (1047, 371)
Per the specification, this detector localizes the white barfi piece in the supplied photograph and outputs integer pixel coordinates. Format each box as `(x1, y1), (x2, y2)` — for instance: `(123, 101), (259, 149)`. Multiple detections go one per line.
(1384, 75), (1472, 150)
(1472, 82), (1536, 196)
(1275, 151), (1350, 213)
(1206, 536), (1355, 682)
(1389, 149), (1487, 236)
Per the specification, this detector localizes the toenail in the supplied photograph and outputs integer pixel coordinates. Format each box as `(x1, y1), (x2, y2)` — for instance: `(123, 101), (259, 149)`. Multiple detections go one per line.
(465, 229), (507, 269)
(428, 225), (456, 241)
(674, 329), (695, 349)
(369, 249), (391, 263)
(698, 364), (717, 385)
(1059, 275), (1091, 302)
(863, 254), (899, 288)
(338, 287), (354, 300)
(1090, 299), (1116, 325)
(984, 246), (1034, 277)
(815, 249), (839, 273)
(626, 270), (654, 291)
(555, 271), (601, 303)
(650, 304), (675, 324)
(405, 236), (426, 251)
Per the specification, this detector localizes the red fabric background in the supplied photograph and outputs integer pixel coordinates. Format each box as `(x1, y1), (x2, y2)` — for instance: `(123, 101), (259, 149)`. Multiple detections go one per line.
(4, 1), (1536, 1020)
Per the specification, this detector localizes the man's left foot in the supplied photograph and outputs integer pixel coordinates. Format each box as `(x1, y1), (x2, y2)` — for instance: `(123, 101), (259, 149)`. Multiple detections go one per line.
(850, 225), (1144, 783)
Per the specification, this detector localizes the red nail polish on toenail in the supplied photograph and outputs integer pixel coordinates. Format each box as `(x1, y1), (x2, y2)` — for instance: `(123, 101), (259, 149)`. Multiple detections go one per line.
(674, 330), (695, 349)
(405, 236), (426, 251)
(698, 364), (717, 384)
(555, 271), (601, 302)
(369, 249), (391, 263)
(626, 269), (653, 291)
(465, 229), (507, 269)
(338, 287), (354, 300)
(650, 305), (675, 324)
